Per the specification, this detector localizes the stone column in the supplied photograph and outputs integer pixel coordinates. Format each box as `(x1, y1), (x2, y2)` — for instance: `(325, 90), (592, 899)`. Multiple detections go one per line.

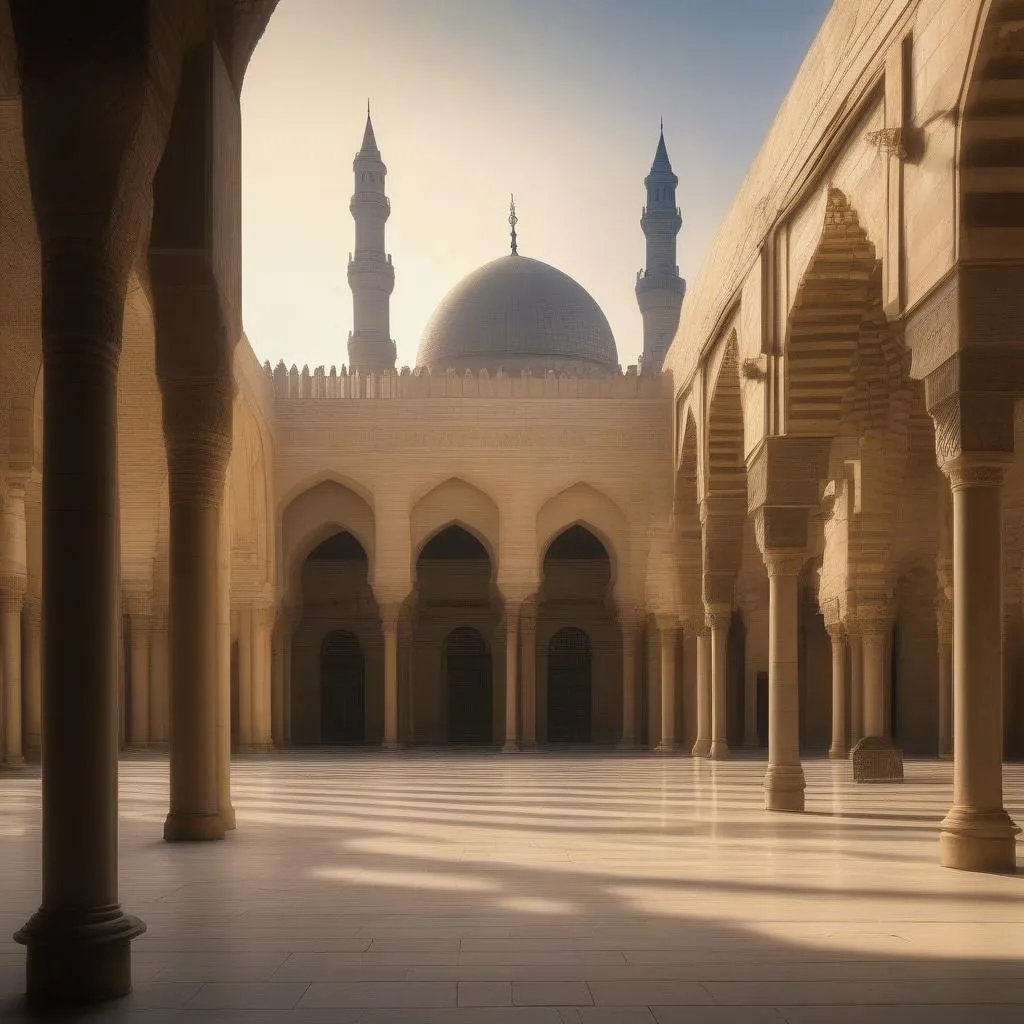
(860, 616), (889, 740)
(23, 595), (42, 761)
(848, 628), (864, 748)
(937, 598), (953, 760)
(161, 380), (232, 842)
(503, 602), (520, 752)
(655, 615), (677, 752)
(939, 456), (1020, 872)
(236, 606), (254, 750)
(1, 475), (28, 764)
(149, 606), (169, 748)
(521, 607), (537, 747)
(382, 603), (400, 749)
(618, 609), (639, 747)
(1, 584), (25, 764)
(251, 603), (273, 751)
(763, 550), (805, 812)
(272, 616), (286, 747)
(706, 605), (731, 760)
(826, 623), (848, 759)
(645, 619), (660, 747)
(283, 617), (294, 744)
(215, 497), (234, 828)
(126, 603), (150, 748)
(11, 243), (149, 996)
(743, 606), (766, 748)
(691, 629), (711, 757)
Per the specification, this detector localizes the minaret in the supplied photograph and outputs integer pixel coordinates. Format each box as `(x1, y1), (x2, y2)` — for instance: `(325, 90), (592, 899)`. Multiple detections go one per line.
(636, 124), (685, 374)
(347, 106), (397, 372)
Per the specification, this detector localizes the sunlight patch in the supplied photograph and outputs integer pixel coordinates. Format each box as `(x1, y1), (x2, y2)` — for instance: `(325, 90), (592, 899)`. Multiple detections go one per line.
(309, 865), (497, 892)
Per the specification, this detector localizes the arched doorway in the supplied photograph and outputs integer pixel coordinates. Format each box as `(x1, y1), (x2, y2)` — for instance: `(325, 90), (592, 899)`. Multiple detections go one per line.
(321, 630), (365, 743)
(538, 524), (617, 743)
(290, 529), (382, 745)
(547, 627), (592, 742)
(446, 626), (492, 744)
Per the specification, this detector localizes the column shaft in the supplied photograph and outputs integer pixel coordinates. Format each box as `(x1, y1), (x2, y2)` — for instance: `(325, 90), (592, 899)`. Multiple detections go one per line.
(251, 607), (272, 750)
(127, 613), (150, 747)
(164, 483), (225, 840)
(149, 611), (169, 747)
(691, 631), (711, 756)
(382, 608), (400, 748)
(938, 629), (953, 759)
(23, 597), (42, 760)
(215, 497), (234, 828)
(861, 629), (887, 739)
(619, 616), (637, 747)
(272, 622), (285, 747)
(849, 634), (864, 747)
(237, 607), (254, 748)
(763, 555), (805, 812)
(708, 610), (730, 760)
(503, 606), (520, 751)
(656, 619), (676, 751)
(940, 460), (1019, 871)
(827, 628), (848, 759)
(1, 597), (24, 763)
(521, 614), (537, 746)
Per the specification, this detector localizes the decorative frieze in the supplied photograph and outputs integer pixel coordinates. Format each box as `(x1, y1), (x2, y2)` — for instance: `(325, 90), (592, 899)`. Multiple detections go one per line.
(263, 361), (668, 401)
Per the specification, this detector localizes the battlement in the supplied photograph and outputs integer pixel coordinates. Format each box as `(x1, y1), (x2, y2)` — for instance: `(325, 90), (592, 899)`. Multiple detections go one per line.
(261, 361), (670, 400)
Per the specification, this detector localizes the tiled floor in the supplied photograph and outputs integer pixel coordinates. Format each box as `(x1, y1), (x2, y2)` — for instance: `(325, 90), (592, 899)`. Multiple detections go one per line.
(0, 750), (1022, 1022)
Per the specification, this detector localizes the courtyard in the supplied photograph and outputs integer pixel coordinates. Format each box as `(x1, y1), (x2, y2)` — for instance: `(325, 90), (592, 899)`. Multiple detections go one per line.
(0, 752), (1022, 1022)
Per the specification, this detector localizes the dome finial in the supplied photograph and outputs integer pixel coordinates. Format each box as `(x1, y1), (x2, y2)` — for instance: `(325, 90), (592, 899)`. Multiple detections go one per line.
(508, 193), (519, 255)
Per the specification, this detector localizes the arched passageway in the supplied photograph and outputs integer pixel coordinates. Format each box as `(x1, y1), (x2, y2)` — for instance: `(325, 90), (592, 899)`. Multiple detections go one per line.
(320, 630), (365, 743)
(445, 626), (492, 743)
(538, 525), (619, 743)
(290, 530), (382, 744)
(547, 627), (592, 742)
(411, 525), (500, 743)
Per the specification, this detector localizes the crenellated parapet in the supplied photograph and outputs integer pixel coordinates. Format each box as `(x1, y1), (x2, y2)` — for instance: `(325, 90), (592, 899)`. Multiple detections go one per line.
(261, 361), (669, 401)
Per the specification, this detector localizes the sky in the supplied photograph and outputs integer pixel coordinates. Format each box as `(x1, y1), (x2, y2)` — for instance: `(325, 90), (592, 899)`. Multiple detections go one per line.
(241, 0), (833, 372)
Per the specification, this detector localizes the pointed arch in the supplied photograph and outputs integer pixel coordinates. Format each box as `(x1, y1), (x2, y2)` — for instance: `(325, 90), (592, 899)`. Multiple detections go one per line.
(784, 188), (878, 437)
(409, 477), (499, 568)
(536, 482), (627, 586)
(281, 479), (376, 604)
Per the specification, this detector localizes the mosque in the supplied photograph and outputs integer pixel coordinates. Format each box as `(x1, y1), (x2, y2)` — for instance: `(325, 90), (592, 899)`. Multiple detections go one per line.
(1, 0), (1024, 1007)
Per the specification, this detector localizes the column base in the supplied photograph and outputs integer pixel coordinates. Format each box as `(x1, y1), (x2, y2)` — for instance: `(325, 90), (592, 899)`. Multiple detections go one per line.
(851, 736), (904, 782)
(163, 811), (226, 842)
(939, 750), (953, 761)
(219, 804), (237, 831)
(2, 755), (26, 768)
(15, 905), (146, 1007)
(381, 739), (402, 751)
(708, 740), (730, 760)
(653, 741), (677, 754)
(828, 745), (849, 760)
(764, 764), (806, 813)
(25, 742), (41, 763)
(939, 808), (1020, 873)
(690, 738), (710, 757)
(501, 741), (520, 753)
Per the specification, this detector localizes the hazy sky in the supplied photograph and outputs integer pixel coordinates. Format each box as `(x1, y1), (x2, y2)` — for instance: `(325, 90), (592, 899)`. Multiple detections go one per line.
(241, 0), (832, 372)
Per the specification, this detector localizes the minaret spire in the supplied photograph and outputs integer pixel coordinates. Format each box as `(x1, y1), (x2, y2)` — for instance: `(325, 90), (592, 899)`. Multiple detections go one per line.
(347, 109), (396, 372)
(509, 193), (519, 255)
(636, 124), (685, 374)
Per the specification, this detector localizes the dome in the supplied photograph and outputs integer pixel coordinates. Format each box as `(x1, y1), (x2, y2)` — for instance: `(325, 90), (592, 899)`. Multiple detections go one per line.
(417, 255), (619, 373)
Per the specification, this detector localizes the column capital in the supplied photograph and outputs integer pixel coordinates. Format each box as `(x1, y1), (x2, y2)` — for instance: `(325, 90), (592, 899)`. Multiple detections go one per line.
(824, 620), (847, 643)
(940, 453), (1012, 491)
(655, 612), (678, 633)
(678, 606), (706, 637)
(379, 602), (402, 630)
(761, 549), (806, 579)
(703, 602), (732, 632)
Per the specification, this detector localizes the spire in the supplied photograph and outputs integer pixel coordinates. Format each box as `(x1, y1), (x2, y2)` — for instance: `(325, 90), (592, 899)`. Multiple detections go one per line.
(651, 126), (672, 173)
(359, 103), (379, 157)
(509, 193), (519, 255)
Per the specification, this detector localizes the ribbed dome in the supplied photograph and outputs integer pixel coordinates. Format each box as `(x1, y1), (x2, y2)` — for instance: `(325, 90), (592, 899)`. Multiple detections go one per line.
(417, 255), (618, 372)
